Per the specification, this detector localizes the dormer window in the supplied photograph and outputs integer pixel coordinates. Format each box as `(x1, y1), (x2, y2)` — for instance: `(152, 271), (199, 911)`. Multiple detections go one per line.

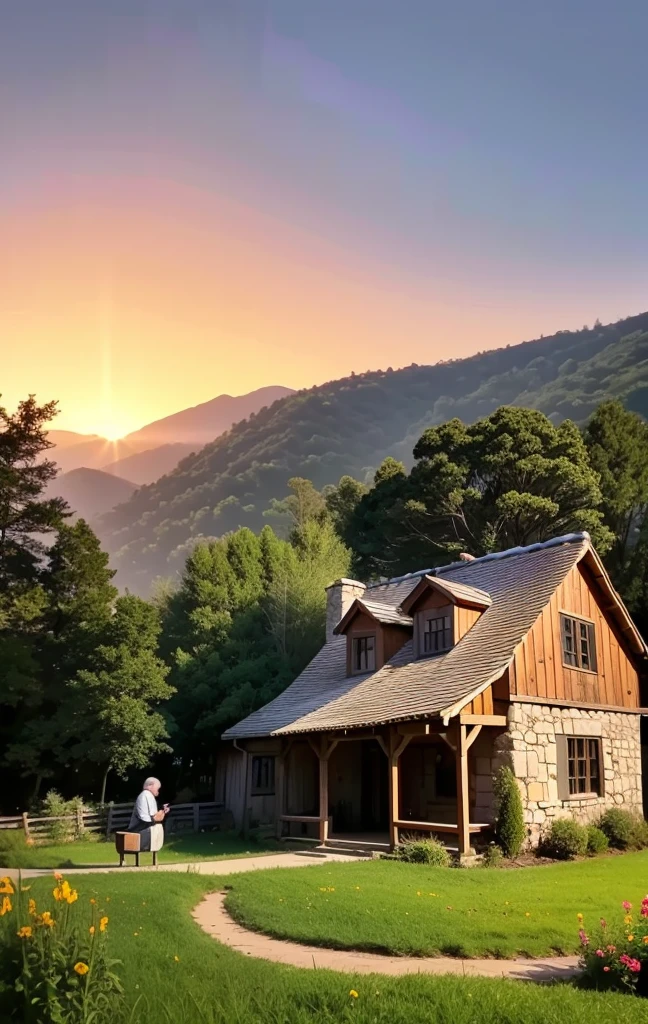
(423, 614), (452, 655)
(352, 635), (376, 674)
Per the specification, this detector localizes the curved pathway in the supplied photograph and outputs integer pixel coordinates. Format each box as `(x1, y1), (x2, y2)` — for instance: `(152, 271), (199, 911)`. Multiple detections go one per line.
(193, 891), (580, 982)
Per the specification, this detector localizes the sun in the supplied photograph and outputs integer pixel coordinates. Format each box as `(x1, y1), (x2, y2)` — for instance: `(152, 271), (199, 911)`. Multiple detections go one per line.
(93, 421), (128, 443)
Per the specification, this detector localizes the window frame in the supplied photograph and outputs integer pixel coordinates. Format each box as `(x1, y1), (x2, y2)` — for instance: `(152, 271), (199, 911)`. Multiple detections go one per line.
(565, 736), (602, 798)
(351, 633), (376, 675)
(250, 755), (275, 796)
(419, 612), (453, 657)
(560, 612), (597, 673)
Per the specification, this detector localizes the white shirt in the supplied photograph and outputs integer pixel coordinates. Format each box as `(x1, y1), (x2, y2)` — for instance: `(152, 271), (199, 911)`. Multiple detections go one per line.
(129, 789), (158, 829)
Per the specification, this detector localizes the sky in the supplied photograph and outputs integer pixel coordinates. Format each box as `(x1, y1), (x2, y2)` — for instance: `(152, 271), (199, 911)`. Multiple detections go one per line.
(2, 1), (648, 438)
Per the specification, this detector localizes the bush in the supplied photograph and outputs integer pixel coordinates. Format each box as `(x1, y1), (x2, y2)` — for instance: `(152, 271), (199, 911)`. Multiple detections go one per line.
(39, 791), (86, 843)
(598, 808), (647, 850)
(0, 831), (37, 870)
(0, 873), (124, 1023)
(539, 818), (588, 860)
(481, 843), (503, 868)
(579, 894), (648, 995)
(493, 766), (526, 857)
(396, 836), (451, 866)
(586, 825), (609, 856)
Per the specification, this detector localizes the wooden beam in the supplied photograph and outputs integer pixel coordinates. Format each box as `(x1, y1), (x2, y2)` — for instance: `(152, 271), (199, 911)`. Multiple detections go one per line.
(394, 820), (491, 834)
(318, 750), (329, 843)
(513, 694), (648, 715)
(438, 731), (457, 753)
(465, 724), (482, 751)
(459, 714), (508, 727)
(387, 729), (412, 850)
(275, 747), (286, 839)
(375, 735), (389, 758)
(280, 814), (327, 823)
(455, 720), (470, 857)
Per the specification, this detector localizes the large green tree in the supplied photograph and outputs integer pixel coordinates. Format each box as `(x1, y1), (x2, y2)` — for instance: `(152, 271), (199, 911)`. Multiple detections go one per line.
(346, 406), (613, 578)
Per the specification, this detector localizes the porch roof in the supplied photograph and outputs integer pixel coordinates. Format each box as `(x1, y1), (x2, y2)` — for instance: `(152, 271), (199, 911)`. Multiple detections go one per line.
(222, 534), (601, 739)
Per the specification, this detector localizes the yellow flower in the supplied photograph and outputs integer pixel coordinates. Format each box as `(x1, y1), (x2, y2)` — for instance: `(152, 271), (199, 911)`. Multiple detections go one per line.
(576, 913), (583, 922)
(89, 926), (95, 936)
(99, 916), (108, 932)
(74, 963), (89, 976)
(0, 878), (15, 895)
(20, 885), (31, 892)
(66, 890), (78, 905)
(90, 898), (96, 905)
(0, 896), (12, 915)
(17, 926), (32, 939)
(40, 911), (54, 928)
(174, 955), (180, 962)
(349, 989), (359, 999)
(525, 912), (531, 918)
(624, 914), (633, 925)
(628, 934), (634, 941)
(28, 899), (36, 916)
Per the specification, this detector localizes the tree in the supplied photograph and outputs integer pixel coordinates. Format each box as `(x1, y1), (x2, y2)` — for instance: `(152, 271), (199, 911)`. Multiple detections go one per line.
(67, 596), (174, 804)
(265, 477), (328, 535)
(0, 395), (68, 590)
(324, 475), (368, 537)
(347, 406), (613, 577)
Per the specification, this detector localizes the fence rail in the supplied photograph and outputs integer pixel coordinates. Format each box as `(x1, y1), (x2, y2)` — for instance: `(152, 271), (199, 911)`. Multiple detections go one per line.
(0, 802), (225, 842)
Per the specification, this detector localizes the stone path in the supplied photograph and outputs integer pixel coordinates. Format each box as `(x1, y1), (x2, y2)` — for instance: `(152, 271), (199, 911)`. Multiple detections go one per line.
(194, 891), (580, 982)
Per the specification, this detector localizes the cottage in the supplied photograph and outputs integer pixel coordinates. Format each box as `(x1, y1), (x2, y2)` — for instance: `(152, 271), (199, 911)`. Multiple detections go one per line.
(219, 533), (647, 857)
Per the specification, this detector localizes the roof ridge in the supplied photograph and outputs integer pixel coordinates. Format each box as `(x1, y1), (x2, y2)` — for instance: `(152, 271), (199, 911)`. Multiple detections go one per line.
(368, 532), (591, 588)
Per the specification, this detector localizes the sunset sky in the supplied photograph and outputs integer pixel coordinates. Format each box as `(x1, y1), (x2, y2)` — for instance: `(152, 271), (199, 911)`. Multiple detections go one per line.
(3, 1), (648, 438)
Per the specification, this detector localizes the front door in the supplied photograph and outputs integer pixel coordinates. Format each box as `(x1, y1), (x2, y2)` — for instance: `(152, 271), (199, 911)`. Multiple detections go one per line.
(360, 741), (388, 831)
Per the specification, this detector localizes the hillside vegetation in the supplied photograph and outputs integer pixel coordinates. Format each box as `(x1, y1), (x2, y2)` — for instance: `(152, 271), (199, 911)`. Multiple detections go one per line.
(98, 312), (648, 592)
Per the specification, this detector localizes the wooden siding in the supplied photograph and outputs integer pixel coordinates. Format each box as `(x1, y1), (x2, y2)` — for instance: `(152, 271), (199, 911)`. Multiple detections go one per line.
(455, 605), (482, 643)
(344, 610), (409, 673)
(508, 562), (640, 709)
(462, 684), (494, 716)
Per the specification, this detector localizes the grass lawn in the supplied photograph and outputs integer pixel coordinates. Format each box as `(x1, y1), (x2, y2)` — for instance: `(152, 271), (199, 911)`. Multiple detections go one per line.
(17, 870), (648, 1024)
(1, 831), (290, 869)
(225, 852), (648, 959)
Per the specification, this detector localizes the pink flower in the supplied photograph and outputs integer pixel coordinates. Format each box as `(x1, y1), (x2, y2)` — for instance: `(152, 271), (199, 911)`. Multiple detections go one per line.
(579, 929), (590, 946)
(603, 966), (610, 973)
(619, 954), (641, 973)
(641, 901), (648, 918)
(595, 949), (604, 957)
(606, 945), (616, 953)
(622, 901), (632, 912)
(600, 918), (607, 929)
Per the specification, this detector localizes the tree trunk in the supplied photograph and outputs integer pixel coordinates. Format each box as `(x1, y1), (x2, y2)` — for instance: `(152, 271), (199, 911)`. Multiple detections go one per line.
(100, 766), (111, 806)
(31, 773), (43, 804)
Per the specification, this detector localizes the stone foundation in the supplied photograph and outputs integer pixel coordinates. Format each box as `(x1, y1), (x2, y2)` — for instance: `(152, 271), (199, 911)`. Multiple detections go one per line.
(496, 703), (643, 845)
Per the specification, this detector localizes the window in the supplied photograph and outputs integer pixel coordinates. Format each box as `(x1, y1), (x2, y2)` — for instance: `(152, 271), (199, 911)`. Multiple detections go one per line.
(561, 614), (597, 671)
(352, 635), (376, 673)
(251, 755), (275, 796)
(567, 737), (601, 796)
(423, 614), (452, 655)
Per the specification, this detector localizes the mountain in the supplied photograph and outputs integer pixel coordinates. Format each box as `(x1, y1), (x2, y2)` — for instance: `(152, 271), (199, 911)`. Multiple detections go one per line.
(51, 438), (143, 475)
(96, 312), (648, 594)
(48, 468), (138, 522)
(47, 430), (101, 449)
(103, 443), (197, 486)
(121, 386), (295, 449)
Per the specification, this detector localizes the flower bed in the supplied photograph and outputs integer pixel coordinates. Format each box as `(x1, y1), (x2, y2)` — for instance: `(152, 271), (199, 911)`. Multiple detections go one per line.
(579, 895), (648, 995)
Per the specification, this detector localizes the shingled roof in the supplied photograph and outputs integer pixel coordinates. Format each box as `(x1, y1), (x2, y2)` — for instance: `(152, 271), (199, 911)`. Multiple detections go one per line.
(222, 533), (633, 740)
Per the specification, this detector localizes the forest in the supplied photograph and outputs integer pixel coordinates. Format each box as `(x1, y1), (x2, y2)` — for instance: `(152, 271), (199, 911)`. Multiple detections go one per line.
(96, 311), (648, 594)
(2, 386), (648, 813)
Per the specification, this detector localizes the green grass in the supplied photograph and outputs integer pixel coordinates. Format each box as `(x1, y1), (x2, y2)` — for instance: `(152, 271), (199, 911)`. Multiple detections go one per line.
(1, 831), (289, 869)
(18, 870), (648, 1024)
(225, 853), (648, 959)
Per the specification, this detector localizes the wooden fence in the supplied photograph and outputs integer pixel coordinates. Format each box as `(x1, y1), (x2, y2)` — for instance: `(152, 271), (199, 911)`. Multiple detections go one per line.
(0, 802), (226, 842)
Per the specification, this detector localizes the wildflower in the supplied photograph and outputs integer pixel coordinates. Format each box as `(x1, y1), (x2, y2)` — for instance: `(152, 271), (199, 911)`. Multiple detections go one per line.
(74, 963), (89, 976)
(603, 966), (610, 973)
(576, 913), (583, 922)
(174, 955), (180, 962)
(622, 901), (632, 912)
(349, 990), (359, 999)
(606, 945), (616, 953)
(100, 916), (109, 932)
(0, 878), (15, 895)
(40, 911), (54, 928)
(54, 872), (63, 881)
(25, 838), (35, 846)
(619, 954), (641, 973)
(0, 897), (12, 915)
(578, 929), (589, 946)
(17, 926), (32, 939)
(624, 914), (633, 925)
(89, 926), (95, 936)
(90, 898), (96, 905)
(28, 899), (36, 916)
(643, 936), (648, 946)
(627, 935), (634, 941)
(600, 918), (607, 929)
(595, 949), (604, 957)
(20, 885), (31, 892)
(66, 889), (78, 905)
(525, 912), (531, 918)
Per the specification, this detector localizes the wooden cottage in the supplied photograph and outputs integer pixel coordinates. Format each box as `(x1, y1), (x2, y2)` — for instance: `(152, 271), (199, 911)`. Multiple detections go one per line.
(219, 533), (647, 857)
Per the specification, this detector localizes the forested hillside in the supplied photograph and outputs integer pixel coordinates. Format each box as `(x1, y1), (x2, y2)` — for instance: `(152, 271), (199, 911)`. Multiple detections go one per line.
(98, 312), (648, 593)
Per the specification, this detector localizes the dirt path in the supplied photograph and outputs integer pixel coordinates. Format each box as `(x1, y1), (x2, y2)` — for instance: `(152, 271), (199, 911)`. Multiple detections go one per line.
(194, 891), (580, 982)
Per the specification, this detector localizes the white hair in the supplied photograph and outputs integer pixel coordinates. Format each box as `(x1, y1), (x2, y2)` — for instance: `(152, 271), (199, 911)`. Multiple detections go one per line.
(143, 777), (161, 789)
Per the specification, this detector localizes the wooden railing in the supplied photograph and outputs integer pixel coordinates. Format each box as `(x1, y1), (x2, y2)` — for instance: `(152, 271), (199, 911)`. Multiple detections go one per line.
(0, 802), (225, 841)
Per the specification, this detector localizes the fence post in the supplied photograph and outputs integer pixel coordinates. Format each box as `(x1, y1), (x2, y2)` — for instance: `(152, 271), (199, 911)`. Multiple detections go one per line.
(22, 812), (30, 840)
(105, 802), (113, 838)
(76, 805), (84, 838)
(193, 804), (200, 832)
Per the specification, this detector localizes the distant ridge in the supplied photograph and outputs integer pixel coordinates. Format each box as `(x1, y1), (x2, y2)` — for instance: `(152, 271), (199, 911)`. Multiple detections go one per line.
(47, 467), (138, 522)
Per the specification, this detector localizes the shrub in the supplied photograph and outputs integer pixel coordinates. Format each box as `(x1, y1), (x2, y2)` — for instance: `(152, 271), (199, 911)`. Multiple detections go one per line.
(586, 824), (609, 856)
(538, 818), (588, 860)
(39, 791), (86, 843)
(599, 808), (644, 850)
(481, 843), (503, 868)
(631, 817), (648, 850)
(493, 766), (525, 857)
(0, 831), (38, 870)
(578, 894), (648, 995)
(0, 873), (124, 1023)
(397, 836), (451, 866)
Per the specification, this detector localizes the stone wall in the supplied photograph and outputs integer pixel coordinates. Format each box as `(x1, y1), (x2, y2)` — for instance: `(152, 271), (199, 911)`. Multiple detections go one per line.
(496, 703), (643, 845)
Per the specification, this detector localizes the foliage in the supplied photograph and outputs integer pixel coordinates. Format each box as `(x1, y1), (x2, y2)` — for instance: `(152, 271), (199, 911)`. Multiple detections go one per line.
(39, 791), (85, 842)
(493, 766), (526, 858)
(0, 873), (124, 1022)
(599, 809), (648, 851)
(95, 313), (648, 593)
(586, 825), (610, 856)
(481, 843), (504, 868)
(539, 819), (588, 860)
(395, 836), (451, 866)
(0, 831), (38, 870)
(578, 895), (648, 995)
(346, 405), (613, 577)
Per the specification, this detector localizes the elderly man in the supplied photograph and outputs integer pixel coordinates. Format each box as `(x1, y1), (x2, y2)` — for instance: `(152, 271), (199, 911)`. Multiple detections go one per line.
(128, 777), (169, 853)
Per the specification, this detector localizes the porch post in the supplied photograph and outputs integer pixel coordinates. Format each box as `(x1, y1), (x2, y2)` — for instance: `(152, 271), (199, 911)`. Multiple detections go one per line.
(318, 737), (330, 843)
(388, 729), (411, 851)
(275, 744), (285, 840)
(455, 720), (471, 857)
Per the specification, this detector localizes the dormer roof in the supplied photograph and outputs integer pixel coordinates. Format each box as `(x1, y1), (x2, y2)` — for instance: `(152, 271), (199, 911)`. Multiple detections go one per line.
(333, 597), (413, 634)
(400, 575), (491, 614)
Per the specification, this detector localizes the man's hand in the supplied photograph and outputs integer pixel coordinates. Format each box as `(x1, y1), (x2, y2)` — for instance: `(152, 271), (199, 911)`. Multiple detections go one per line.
(153, 809), (166, 822)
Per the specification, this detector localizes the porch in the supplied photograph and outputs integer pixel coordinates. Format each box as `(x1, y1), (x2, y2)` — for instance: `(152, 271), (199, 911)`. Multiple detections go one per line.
(275, 714), (507, 857)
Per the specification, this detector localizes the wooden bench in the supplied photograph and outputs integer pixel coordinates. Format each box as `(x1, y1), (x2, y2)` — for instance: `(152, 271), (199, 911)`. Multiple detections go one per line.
(115, 831), (159, 867)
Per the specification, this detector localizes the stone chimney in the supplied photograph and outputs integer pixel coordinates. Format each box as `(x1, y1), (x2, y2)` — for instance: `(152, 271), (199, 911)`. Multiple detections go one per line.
(325, 578), (366, 642)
